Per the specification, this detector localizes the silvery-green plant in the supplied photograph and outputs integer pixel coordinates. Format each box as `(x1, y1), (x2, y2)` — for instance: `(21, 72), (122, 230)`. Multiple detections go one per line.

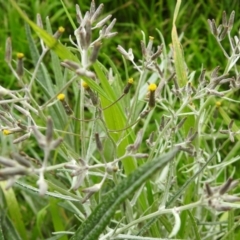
(0, 0), (240, 239)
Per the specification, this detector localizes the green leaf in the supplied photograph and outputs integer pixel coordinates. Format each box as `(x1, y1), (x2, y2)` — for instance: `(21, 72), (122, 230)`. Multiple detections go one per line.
(60, 0), (77, 30)
(36, 205), (49, 239)
(0, 210), (22, 240)
(93, 62), (137, 174)
(187, 210), (201, 240)
(171, 0), (187, 87)
(0, 182), (27, 240)
(70, 148), (179, 240)
(49, 198), (68, 240)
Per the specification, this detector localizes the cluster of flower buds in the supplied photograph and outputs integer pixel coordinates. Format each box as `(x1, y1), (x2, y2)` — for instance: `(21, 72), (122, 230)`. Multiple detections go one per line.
(65, 158), (89, 191)
(179, 66), (236, 101)
(31, 117), (63, 155)
(117, 36), (163, 76)
(65, 157), (110, 203)
(61, 0), (117, 79)
(141, 37), (163, 72)
(206, 66), (234, 91)
(204, 178), (240, 211)
(208, 11), (235, 41)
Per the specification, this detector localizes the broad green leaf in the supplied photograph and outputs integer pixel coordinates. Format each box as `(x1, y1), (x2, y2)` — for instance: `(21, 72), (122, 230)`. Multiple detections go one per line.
(70, 148), (179, 240)
(93, 62), (137, 174)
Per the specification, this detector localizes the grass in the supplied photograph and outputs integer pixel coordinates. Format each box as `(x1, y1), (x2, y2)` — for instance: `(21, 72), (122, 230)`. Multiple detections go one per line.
(0, 0), (240, 239)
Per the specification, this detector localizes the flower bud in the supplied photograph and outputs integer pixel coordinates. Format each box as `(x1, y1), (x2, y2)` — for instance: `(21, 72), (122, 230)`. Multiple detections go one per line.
(148, 83), (157, 108)
(123, 78), (134, 94)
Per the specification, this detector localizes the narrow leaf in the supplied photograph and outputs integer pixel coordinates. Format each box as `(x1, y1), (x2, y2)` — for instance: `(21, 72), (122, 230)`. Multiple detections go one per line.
(0, 182), (27, 240)
(187, 210), (201, 240)
(171, 0), (187, 87)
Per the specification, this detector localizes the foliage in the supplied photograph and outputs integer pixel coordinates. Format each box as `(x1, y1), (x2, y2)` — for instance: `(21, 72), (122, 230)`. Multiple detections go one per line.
(0, 0), (240, 239)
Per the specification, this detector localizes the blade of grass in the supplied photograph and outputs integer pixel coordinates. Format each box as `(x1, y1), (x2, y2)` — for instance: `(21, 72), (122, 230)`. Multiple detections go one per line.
(0, 182), (27, 240)
(187, 210), (201, 240)
(220, 216), (240, 240)
(171, 0), (187, 88)
(45, 18), (64, 89)
(60, 0), (77, 29)
(0, 209), (22, 240)
(49, 198), (68, 240)
(36, 205), (49, 239)
(227, 210), (234, 240)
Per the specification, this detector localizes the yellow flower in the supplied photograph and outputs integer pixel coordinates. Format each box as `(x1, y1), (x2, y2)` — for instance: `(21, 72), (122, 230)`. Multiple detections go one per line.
(123, 78), (134, 94)
(57, 93), (65, 101)
(215, 101), (221, 108)
(82, 81), (89, 89)
(3, 129), (11, 135)
(148, 83), (157, 92)
(58, 26), (65, 33)
(16, 53), (24, 59)
(128, 78), (134, 84)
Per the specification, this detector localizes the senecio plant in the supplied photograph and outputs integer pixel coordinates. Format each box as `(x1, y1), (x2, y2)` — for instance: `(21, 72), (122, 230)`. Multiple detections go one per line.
(0, 0), (240, 239)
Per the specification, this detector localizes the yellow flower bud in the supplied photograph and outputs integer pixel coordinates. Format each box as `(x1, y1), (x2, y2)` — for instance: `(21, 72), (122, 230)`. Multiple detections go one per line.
(123, 78), (134, 94)
(215, 101), (221, 108)
(58, 26), (65, 33)
(148, 83), (157, 92)
(16, 53), (24, 59)
(82, 81), (89, 89)
(57, 93), (65, 101)
(128, 78), (134, 84)
(3, 129), (11, 135)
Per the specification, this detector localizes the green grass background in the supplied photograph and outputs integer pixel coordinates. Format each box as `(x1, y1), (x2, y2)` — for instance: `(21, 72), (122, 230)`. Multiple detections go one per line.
(1, 0), (239, 88)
